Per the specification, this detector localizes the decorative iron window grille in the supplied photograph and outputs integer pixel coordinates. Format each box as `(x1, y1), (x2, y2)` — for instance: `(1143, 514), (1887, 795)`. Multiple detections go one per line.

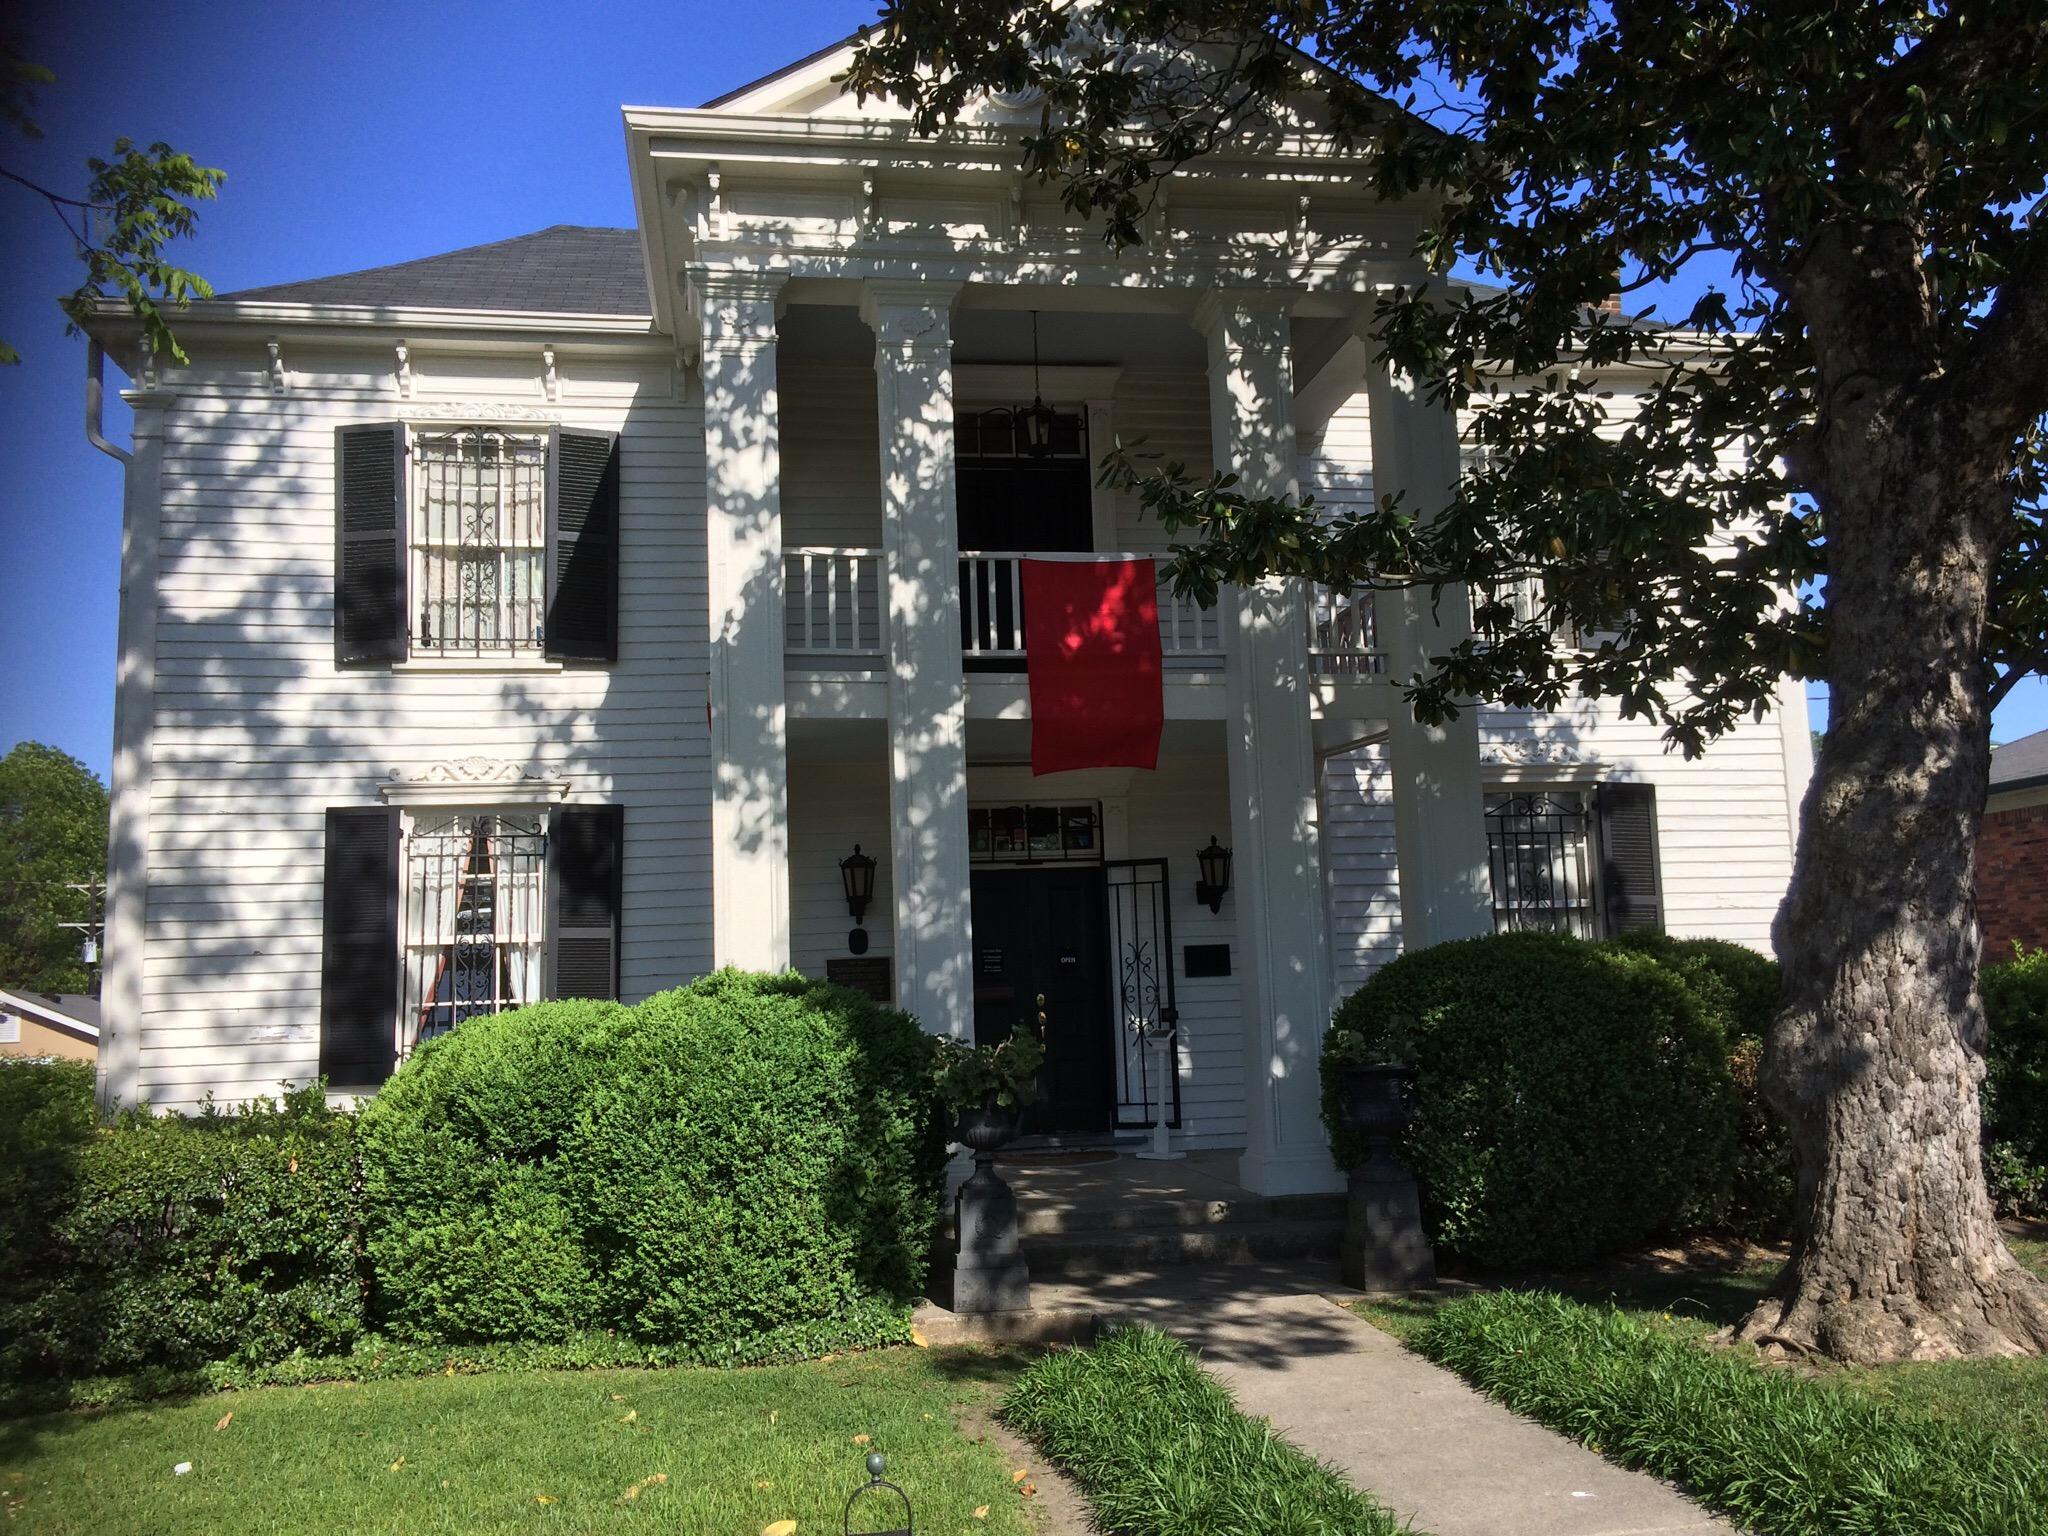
(410, 429), (548, 656)
(1484, 790), (1600, 937)
(968, 802), (1103, 864)
(401, 810), (548, 1054)
(1478, 573), (1580, 651)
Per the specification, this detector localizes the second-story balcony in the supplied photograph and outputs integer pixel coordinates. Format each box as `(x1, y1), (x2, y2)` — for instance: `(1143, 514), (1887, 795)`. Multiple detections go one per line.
(784, 547), (1385, 677)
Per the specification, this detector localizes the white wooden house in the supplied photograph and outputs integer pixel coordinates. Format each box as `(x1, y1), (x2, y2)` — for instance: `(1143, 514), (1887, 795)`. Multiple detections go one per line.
(80, 35), (1812, 1194)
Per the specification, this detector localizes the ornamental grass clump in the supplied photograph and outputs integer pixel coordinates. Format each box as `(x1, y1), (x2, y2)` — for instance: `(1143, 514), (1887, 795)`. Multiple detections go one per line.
(1416, 1291), (2048, 1536)
(1001, 1325), (1406, 1536)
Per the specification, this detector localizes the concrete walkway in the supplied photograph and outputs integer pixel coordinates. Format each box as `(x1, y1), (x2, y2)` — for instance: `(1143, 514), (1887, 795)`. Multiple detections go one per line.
(1036, 1262), (1729, 1536)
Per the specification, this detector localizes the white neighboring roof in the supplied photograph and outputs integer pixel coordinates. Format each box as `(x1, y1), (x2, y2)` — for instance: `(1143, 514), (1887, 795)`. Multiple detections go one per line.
(0, 987), (102, 1042)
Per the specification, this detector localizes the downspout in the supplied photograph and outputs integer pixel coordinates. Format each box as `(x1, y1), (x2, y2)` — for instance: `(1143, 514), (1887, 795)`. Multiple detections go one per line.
(86, 339), (131, 463)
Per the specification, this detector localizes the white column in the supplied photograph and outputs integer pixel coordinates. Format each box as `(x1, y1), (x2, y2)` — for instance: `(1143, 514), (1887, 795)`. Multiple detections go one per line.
(861, 281), (973, 1036)
(99, 389), (170, 1112)
(694, 270), (791, 971)
(1196, 290), (1342, 1196)
(1361, 325), (1495, 948)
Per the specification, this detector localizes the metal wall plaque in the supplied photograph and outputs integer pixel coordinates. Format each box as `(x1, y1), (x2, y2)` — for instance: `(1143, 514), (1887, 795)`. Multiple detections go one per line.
(826, 955), (893, 1003)
(1184, 943), (1232, 978)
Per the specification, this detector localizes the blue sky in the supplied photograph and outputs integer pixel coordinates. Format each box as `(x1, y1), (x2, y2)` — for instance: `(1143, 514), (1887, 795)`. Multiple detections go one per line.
(1, 0), (2041, 782)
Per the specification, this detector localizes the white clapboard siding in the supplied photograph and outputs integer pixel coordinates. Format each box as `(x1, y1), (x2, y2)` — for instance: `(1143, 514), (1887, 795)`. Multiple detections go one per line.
(787, 755), (898, 979)
(136, 348), (713, 1111)
(1302, 382), (1805, 994)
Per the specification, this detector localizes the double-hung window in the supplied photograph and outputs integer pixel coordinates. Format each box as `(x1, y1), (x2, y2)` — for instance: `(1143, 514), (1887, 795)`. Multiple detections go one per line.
(318, 799), (624, 1088)
(409, 430), (548, 657)
(400, 809), (549, 1047)
(1483, 782), (1664, 938)
(333, 421), (621, 667)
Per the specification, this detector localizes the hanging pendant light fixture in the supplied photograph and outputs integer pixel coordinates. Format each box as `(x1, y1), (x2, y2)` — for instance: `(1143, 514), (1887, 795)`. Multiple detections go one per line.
(1021, 309), (1058, 459)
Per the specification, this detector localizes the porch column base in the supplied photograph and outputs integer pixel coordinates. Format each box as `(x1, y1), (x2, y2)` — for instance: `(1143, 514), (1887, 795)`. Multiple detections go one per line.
(1235, 1147), (1346, 1197)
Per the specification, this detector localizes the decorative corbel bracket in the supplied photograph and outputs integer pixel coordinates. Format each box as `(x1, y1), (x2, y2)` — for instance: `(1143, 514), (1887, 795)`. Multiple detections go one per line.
(266, 337), (286, 394)
(394, 341), (413, 399)
(542, 344), (559, 402)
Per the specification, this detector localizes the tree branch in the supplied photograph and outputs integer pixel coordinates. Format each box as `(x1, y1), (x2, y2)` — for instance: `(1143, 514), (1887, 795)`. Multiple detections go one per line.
(1945, 223), (2048, 443)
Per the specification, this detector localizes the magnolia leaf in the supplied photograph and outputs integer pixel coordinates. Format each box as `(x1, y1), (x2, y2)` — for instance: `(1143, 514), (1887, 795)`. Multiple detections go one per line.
(851, 1433), (870, 1445)
(388, 1456), (406, 1473)
(213, 1413), (232, 1432)
(761, 1521), (798, 1536)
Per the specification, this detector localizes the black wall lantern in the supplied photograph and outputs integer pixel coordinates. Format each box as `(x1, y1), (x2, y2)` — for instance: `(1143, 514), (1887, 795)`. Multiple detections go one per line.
(1195, 836), (1232, 914)
(840, 843), (878, 954)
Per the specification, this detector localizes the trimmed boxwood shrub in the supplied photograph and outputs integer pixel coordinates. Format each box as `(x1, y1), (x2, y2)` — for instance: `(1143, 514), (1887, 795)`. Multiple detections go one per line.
(7, 1082), (366, 1376)
(0, 1060), (98, 1375)
(1610, 931), (1792, 1237)
(357, 971), (951, 1351)
(1321, 931), (1741, 1269)
(1982, 946), (2048, 1215)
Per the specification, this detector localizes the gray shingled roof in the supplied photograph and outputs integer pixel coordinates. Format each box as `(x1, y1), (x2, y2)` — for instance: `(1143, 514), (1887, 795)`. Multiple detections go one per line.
(1990, 727), (2048, 791)
(217, 226), (649, 315)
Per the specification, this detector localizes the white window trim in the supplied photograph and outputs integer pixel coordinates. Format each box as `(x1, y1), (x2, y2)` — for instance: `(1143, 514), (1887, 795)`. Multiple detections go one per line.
(0, 1013), (19, 1044)
(380, 757), (570, 809)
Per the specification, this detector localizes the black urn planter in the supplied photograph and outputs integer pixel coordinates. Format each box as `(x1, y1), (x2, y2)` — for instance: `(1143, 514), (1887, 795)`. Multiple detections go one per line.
(1338, 1063), (1419, 1152)
(1336, 1061), (1435, 1293)
(933, 1095), (1031, 1314)
(956, 1099), (1023, 1158)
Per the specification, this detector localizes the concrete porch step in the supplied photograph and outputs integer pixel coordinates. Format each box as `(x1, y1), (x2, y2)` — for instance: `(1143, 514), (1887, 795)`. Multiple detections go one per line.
(1020, 1217), (1344, 1277)
(1014, 1190), (1346, 1238)
(940, 1190), (1346, 1242)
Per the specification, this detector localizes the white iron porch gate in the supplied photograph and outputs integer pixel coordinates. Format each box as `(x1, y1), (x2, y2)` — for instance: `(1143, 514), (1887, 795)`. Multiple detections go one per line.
(1107, 858), (1180, 1130)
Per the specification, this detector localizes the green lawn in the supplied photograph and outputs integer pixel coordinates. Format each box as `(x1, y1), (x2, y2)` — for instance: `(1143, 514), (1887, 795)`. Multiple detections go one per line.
(1356, 1229), (2048, 1461)
(0, 1346), (1038, 1536)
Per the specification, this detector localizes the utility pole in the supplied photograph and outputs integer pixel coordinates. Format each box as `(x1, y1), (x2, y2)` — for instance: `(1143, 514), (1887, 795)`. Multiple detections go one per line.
(58, 878), (106, 997)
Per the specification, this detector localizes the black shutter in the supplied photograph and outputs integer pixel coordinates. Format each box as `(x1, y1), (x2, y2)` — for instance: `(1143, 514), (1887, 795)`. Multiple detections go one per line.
(545, 429), (620, 662)
(334, 423), (408, 665)
(320, 807), (400, 1085)
(1596, 782), (1664, 935)
(550, 805), (623, 1000)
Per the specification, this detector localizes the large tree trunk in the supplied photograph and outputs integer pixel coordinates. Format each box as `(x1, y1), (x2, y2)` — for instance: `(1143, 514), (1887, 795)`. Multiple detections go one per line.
(1734, 391), (2048, 1365)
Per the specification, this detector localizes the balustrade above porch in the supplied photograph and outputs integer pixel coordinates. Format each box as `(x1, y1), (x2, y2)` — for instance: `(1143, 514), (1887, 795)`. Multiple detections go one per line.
(781, 545), (1384, 678)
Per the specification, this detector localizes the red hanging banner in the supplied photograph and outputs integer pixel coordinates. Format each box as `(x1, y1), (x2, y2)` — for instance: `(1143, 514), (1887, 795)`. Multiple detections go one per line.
(1020, 557), (1165, 775)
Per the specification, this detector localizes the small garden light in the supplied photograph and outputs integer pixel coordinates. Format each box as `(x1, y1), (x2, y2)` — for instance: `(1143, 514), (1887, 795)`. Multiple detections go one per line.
(1195, 836), (1232, 914)
(843, 1449), (912, 1534)
(840, 843), (878, 953)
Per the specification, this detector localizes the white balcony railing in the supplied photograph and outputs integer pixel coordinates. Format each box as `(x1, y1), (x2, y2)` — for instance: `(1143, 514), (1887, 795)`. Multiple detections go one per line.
(1308, 582), (1387, 676)
(784, 547), (884, 657)
(959, 553), (1223, 659)
(782, 546), (1385, 675)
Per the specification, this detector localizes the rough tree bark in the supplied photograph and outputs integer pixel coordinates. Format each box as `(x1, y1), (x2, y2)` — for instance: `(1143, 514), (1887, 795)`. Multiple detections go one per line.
(1736, 240), (2048, 1361)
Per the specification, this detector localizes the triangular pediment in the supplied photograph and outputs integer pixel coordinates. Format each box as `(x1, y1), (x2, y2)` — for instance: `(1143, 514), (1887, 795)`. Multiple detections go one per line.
(702, 28), (1347, 136)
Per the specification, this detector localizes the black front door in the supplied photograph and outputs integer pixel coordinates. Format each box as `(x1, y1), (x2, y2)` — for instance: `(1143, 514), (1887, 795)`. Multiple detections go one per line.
(969, 866), (1114, 1138)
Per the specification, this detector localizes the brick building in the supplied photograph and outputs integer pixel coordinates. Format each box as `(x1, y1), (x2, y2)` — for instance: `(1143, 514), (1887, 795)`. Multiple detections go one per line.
(1980, 727), (2048, 961)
